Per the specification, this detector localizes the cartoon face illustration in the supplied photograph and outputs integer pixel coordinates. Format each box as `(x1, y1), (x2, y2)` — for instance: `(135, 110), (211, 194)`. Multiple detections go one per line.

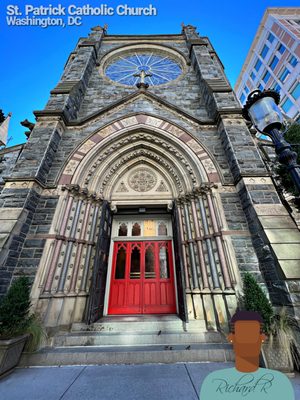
(199, 311), (295, 399)
(227, 318), (267, 364)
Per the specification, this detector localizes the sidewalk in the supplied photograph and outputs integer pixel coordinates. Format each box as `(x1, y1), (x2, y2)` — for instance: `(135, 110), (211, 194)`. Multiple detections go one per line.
(1, 362), (300, 400)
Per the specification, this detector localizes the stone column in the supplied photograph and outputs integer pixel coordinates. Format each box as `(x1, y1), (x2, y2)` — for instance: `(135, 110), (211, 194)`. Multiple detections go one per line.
(30, 184), (103, 328)
(44, 192), (74, 293)
(190, 196), (210, 289)
(177, 202), (191, 289)
(182, 199), (199, 290)
(197, 194), (220, 289)
(69, 201), (91, 293)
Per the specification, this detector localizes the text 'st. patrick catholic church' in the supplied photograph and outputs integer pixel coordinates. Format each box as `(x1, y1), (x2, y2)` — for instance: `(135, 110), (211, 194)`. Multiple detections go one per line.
(1, 25), (300, 361)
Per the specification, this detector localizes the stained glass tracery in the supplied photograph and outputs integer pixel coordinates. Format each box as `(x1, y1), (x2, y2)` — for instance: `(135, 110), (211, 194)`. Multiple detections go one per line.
(105, 53), (182, 86)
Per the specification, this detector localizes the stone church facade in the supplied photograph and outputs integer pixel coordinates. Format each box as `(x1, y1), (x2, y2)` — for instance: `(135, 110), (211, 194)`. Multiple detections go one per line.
(1, 25), (300, 341)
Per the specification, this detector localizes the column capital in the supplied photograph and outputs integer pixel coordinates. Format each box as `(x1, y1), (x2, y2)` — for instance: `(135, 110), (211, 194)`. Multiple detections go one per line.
(62, 184), (103, 203)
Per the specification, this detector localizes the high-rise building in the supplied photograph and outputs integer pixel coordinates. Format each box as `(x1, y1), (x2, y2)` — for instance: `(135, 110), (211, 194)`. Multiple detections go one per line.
(1, 25), (300, 365)
(235, 7), (300, 121)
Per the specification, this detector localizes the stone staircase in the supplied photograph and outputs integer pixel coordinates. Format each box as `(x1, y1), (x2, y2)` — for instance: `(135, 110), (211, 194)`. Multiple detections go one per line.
(19, 316), (234, 366)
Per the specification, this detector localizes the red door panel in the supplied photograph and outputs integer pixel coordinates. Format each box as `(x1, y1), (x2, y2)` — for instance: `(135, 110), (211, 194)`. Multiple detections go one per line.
(108, 241), (176, 315)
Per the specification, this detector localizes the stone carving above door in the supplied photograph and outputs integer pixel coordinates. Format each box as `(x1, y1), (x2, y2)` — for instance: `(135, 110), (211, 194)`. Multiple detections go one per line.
(111, 163), (172, 201)
(116, 181), (129, 192)
(156, 181), (169, 192)
(128, 168), (157, 192)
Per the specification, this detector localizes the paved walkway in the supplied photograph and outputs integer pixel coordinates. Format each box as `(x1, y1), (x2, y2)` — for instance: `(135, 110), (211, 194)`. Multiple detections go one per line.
(1, 362), (300, 399)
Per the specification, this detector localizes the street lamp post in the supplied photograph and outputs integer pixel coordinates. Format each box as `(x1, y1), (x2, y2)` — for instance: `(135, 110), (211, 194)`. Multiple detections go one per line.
(242, 89), (300, 193)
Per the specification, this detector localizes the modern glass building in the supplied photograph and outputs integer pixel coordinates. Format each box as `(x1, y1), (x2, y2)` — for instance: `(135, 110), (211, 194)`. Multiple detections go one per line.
(235, 7), (300, 122)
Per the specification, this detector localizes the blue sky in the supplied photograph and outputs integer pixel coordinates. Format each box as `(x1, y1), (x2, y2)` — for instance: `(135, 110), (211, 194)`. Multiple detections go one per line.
(1, 0), (299, 146)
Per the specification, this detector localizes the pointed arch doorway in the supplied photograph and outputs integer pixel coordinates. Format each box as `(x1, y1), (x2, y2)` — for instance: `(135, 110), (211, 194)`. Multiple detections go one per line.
(86, 149), (191, 323)
(57, 115), (223, 326)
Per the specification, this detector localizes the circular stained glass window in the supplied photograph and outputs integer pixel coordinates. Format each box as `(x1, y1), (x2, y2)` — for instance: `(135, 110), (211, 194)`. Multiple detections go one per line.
(105, 53), (182, 86)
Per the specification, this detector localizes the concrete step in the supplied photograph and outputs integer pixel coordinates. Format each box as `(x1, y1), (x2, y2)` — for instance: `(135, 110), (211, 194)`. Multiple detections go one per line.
(71, 315), (206, 334)
(21, 316), (230, 367)
(20, 343), (235, 366)
(53, 330), (224, 347)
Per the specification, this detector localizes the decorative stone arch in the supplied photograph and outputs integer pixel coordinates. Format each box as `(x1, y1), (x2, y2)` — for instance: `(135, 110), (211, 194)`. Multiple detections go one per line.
(59, 114), (221, 194)
(33, 114), (238, 329)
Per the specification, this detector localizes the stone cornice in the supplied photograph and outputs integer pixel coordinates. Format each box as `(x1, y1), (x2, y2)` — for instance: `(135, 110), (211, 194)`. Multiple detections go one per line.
(188, 39), (207, 46)
(204, 79), (232, 93)
(0, 143), (25, 155)
(2, 177), (59, 192)
(235, 176), (273, 193)
(3, 178), (45, 195)
(35, 89), (242, 129)
(77, 41), (98, 58)
(215, 109), (244, 124)
(234, 173), (272, 187)
(188, 39), (208, 58)
(3, 176), (46, 187)
(33, 110), (69, 125)
(50, 81), (81, 95)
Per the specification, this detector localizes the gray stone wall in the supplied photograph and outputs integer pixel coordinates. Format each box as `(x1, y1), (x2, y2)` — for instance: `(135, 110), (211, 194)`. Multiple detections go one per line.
(237, 182), (292, 306)
(0, 187), (40, 295)
(16, 195), (58, 278)
(220, 192), (267, 290)
(10, 127), (61, 184)
(75, 40), (208, 121)
(220, 192), (249, 231)
(218, 116), (267, 183)
(0, 145), (24, 192)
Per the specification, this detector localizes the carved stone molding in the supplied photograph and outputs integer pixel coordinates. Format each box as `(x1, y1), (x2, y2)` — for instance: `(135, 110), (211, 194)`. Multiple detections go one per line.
(42, 188), (60, 196)
(98, 149), (185, 194)
(4, 180), (43, 194)
(236, 176), (273, 193)
(116, 181), (129, 192)
(192, 183), (218, 195)
(60, 114), (221, 186)
(176, 183), (218, 204)
(62, 184), (103, 203)
(83, 132), (198, 190)
(156, 181), (169, 192)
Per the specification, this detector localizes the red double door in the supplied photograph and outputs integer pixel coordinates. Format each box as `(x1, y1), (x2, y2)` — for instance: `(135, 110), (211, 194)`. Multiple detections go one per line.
(108, 241), (177, 314)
